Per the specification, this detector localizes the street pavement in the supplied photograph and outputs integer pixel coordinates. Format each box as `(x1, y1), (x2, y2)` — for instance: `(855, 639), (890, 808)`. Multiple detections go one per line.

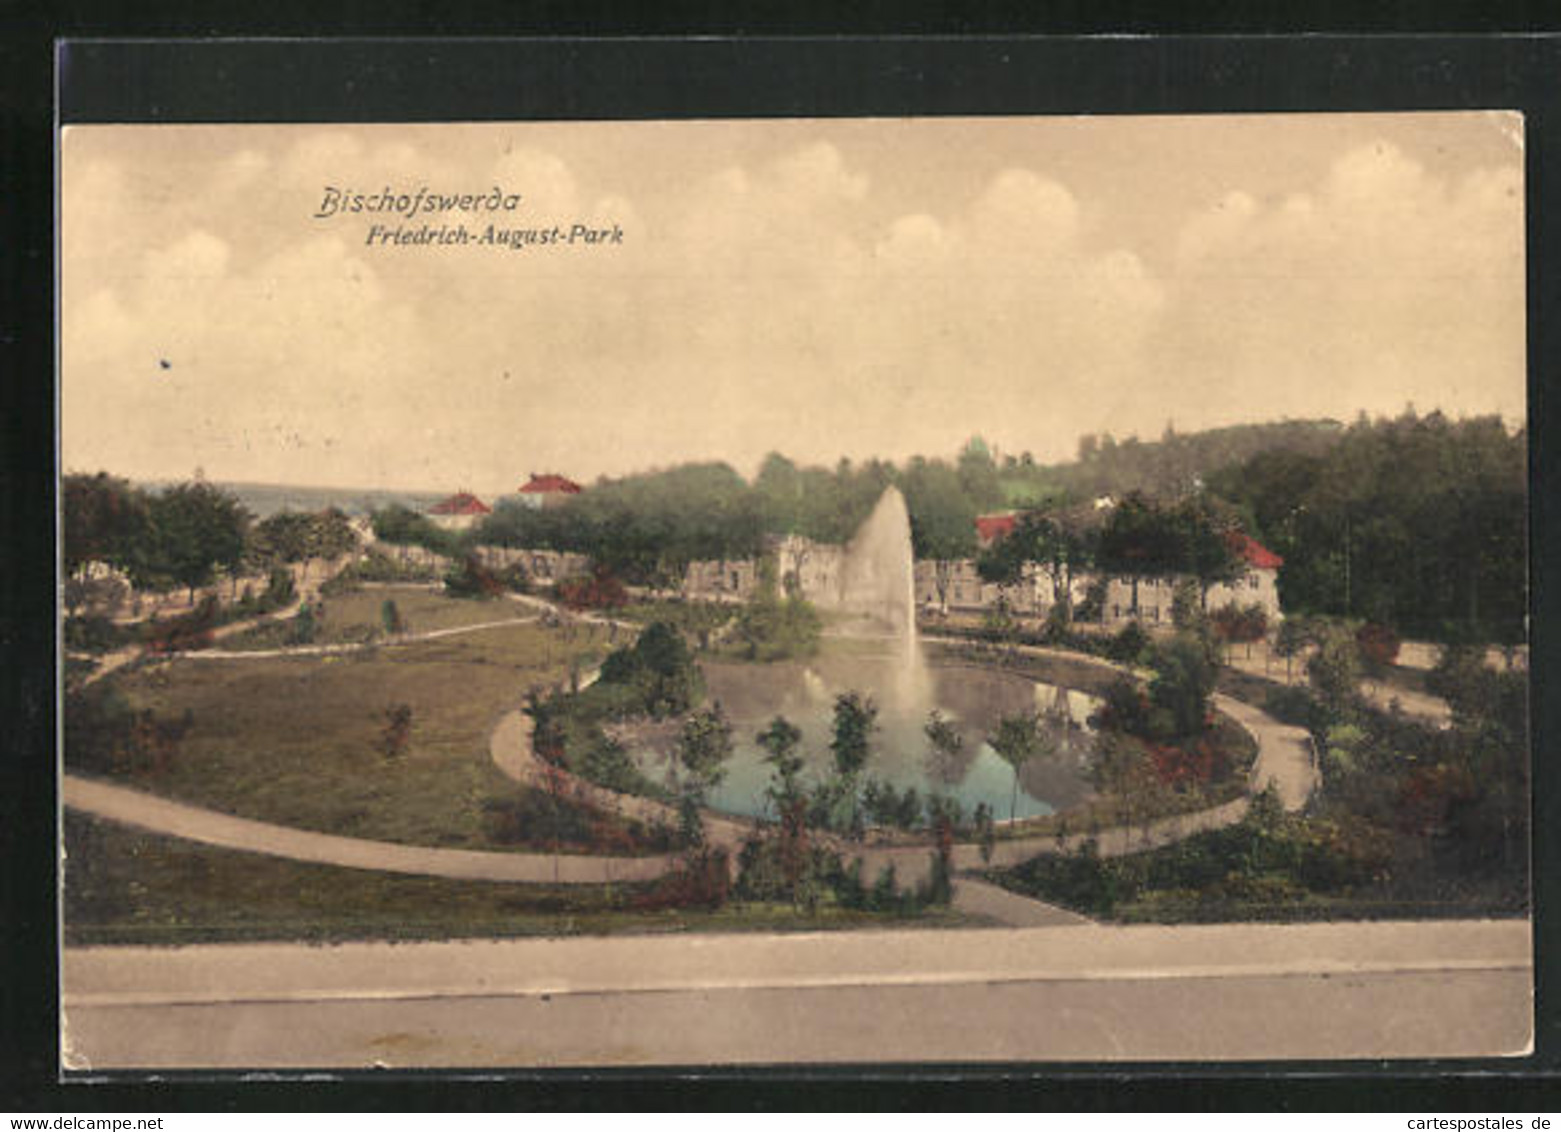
(62, 919), (1532, 1068)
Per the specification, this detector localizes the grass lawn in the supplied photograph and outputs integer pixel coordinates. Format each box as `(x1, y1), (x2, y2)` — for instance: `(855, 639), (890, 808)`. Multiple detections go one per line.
(63, 812), (974, 945)
(215, 586), (533, 651)
(67, 620), (623, 852)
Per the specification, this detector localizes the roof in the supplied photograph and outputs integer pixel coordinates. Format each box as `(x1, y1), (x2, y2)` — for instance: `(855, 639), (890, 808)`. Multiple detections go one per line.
(1231, 532), (1284, 570)
(974, 512), (1017, 543)
(429, 491), (491, 516)
(519, 473), (583, 495)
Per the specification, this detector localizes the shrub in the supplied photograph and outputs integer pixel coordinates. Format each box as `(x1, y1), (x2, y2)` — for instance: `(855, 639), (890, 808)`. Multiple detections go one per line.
(64, 615), (136, 654)
(379, 703), (413, 758)
(1106, 621), (1151, 664)
(444, 555), (505, 600)
(577, 733), (660, 796)
(635, 848), (731, 910)
(380, 598), (405, 636)
(597, 621), (704, 719)
(1146, 633), (1218, 740)
(141, 596), (219, 654)
(262, 566), (296, 609)
(1263, 685), (1323, 731)
(557, 565), (628, 611)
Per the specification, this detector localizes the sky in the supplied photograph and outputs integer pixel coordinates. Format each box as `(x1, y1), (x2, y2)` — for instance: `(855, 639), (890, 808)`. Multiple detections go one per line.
(61, 114), (1526, 494)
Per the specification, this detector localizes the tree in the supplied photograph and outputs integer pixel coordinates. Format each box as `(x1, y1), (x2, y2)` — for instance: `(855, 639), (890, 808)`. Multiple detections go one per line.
(133, 482), (251, 603)
(63, 472), (148, 586)
(734, 556), (821, 660)
(978, 511), (1093, 623)
(901, 459), (978, 611)
(1274, 616), (1310, 683)
(310, 508), (360, 571)
(1170, 494), (1244, 608)
(380, 598), (405, 637)
(988, 709), (1054, 821)
(923, 709), (969, 786)
(1097, 492), (1181, 617)
(829, 691), (878, 836)
(676, 703), (735, 846)
(1307, 621), (1363, 719)
(1146, 633), (1219, 740)
(755, 715), (806, 816)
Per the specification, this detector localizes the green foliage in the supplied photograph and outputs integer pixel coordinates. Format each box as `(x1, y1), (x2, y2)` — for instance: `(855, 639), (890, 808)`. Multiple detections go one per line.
(380, 599), (405, 636)
(997, 803), (1395, 921)
(370, 504), (457, 557)
(1105, 621), (1151, 664)
(343, 548), (442, 584)
(597, 621), (704, 719)
(1170, 578), (1205, 633)
(129, 482), (252, 598)
(63, 472), (149, 582)
(756, 715), (806, 815)
(63, 614), (139, 654)
(578, 733), (663, 797)
(988, 709), (1055, 820)
(862, 778), (925, 830)
(1097, 492), (1184, 605)
(253, 508), (359, 571)
(733, 556), (822, 660)
(1146, 633), (1218, 740)
(289, 602), (318, 646)
(922, 709), (969, 786)
(443, 555), (505, 600)
(676, 703), (735, 794)
(829, 691), (878, 781)
(1208, 411), (1525, 644)
(1307, 621), (1363, 717)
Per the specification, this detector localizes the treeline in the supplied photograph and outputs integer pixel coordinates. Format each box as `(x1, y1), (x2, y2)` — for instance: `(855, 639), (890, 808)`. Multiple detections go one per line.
(1206, 410), (1525, 643)
(63, 472), (358, 608)
(474, 448), (1009, 587)
(1003, 418), (1349, 504)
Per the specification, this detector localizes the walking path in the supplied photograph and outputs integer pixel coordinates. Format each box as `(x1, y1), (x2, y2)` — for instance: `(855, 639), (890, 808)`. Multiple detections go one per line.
(950, 877), (1093, 927)
(181, 613), (540, 661)
(63, 774), (676, 885)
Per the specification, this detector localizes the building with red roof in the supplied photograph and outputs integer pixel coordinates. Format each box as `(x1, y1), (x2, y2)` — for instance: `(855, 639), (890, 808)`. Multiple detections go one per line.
(1229, 531), (1285, 571)
(427, 491), (491, 531)
(974, 512), (1018, 546)
(516, 473), (584, 510)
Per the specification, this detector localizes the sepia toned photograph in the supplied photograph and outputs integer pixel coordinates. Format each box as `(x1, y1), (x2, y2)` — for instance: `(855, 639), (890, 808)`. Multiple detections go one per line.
(58, 112), (1532, 1069)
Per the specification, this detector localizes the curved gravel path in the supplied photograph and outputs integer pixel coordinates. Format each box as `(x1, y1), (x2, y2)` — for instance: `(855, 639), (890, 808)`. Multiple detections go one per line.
(63, 774), (676, 885)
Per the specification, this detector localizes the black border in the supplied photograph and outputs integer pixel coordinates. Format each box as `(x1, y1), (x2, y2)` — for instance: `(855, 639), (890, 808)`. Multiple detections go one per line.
(7, 25), (1561, 1112)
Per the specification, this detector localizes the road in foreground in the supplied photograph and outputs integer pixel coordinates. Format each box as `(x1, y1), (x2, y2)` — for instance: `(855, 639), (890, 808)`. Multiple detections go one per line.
(63, 919), (1530, 1068)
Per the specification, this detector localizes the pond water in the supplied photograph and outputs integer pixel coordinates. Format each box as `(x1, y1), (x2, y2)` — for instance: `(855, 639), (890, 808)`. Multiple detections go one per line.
(628, 649), (1101, 822)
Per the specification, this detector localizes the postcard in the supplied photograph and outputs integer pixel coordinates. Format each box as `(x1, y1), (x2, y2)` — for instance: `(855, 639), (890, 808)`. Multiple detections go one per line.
(59, 112), (1532, 1070)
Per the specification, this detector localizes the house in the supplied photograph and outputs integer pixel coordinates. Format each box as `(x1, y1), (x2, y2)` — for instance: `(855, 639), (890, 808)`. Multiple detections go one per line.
(1097, 532), (1284, 627)
(516, 473), (584, 510)
(427, 491), (491, 532)
(974, 512), (1018, 546)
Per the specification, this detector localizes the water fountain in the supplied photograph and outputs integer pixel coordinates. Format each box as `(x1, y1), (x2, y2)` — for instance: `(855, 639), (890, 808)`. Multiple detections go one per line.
(834, 486), (930, 707)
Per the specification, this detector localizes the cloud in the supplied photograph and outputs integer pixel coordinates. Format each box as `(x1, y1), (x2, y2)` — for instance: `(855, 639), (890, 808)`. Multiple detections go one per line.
(1154, 140), (1524, 427)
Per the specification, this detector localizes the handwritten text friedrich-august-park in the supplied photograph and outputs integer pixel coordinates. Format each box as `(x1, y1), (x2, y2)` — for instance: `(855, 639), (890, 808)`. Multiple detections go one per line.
(311, 185), (625, 250)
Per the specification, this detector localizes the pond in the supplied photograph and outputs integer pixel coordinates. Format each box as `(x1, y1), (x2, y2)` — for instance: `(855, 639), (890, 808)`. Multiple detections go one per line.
(625, 648), (1101, 823)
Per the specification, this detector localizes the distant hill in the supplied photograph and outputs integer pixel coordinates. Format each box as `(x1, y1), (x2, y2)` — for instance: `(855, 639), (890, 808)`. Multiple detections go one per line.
(999, 418), (1348, 505)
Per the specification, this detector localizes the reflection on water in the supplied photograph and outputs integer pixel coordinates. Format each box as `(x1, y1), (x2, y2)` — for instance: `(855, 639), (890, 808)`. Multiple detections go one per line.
(636, 652), (1099, 821)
